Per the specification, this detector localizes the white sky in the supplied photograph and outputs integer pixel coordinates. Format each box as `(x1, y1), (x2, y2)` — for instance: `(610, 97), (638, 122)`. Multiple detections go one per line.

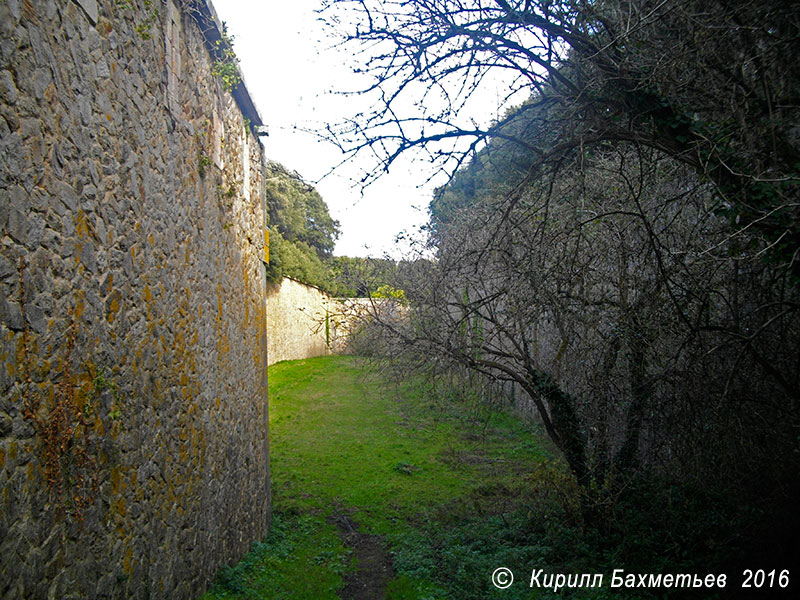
(210, 0), (431, 257)
(212, 1), (524, 258)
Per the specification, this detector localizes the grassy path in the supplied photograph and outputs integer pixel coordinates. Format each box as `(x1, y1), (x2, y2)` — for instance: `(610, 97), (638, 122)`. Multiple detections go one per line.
(201, 355), (558, 599)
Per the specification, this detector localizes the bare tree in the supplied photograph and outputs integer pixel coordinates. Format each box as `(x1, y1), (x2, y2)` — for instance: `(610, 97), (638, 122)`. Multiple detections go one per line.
(353, 138), (799, 527)
(318, 2), (800, 551)
(320, 0), (800, 276)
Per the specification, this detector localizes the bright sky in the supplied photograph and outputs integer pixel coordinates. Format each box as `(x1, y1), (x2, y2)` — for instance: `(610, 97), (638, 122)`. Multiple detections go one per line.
(212, 1), (527, 258)
(211, 0), (438, 258)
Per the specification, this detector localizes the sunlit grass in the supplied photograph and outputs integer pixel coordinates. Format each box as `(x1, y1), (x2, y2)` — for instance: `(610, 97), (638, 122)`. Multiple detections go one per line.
(202, 355), (555, 599)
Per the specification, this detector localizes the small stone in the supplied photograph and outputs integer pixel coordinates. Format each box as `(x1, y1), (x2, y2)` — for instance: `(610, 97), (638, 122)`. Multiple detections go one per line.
(49, 142), (63, 178)
(74, 0), (98, 26)
(23, 302), (46, 334)
(0, 254), (13, 279)
(0, 69), (19, 104)
(5, 0), (20, 22)
(61, 237), (75, 258)
(32, 68), (51, 100)
(5, 301), (24, 331)
(78, 95), (91, 126)
(95, 58), (109, 79)
(88, 160), (100, 186)
(6, 207), (29, 245)
(59, 182), (78, 211)
(80, 241), (96, 272)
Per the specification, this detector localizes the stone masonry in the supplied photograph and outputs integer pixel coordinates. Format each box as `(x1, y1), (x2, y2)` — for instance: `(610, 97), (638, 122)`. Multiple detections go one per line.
(1, 1), (270, 598)
(266, 277), (331, 365)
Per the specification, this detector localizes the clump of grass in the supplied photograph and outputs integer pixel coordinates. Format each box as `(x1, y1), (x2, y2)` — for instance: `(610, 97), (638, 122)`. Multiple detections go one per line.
(204, 511), (348, 600)
(393, 462), (420, 475)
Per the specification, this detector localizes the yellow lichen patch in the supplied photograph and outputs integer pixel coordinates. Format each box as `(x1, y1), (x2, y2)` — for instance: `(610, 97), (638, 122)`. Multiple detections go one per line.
(111, 466), (122, 496)
(113, 496), (127, 518)
(143, 285), (152, 303)
(123, 546), (133, 575)
(97, 17), (111, 37)
(74, 296), (86, 319)
(106, 294), (121, 323)
(74, 210), (89, 239)
(94, 415), (105, 437)
(217, 333), (230, 358)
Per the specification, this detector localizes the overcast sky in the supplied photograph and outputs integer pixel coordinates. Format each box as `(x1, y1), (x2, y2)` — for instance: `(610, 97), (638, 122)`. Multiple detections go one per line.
(210, 0), (439, 258)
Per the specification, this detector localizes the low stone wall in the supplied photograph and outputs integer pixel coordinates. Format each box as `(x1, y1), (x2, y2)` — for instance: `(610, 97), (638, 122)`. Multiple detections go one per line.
(328, 297), (378, 354)
(266, 277), (331, 365)
(1, 1), (270, 598)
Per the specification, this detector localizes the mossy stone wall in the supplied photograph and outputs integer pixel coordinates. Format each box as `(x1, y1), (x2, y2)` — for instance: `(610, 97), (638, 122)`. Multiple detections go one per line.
(0, 1), (270, 597)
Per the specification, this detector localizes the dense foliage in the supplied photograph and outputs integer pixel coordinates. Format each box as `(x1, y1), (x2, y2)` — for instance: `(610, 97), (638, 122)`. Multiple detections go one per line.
(264, 161), (340, 289)
(264, 162), (406, 297)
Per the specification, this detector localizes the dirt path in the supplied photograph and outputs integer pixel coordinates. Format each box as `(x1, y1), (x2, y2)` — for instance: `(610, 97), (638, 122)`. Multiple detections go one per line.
(332, 512), (394, 600)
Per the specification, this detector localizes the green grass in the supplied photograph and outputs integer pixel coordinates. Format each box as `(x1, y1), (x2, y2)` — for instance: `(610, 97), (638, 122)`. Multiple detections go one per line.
(201, 355), (561, 599)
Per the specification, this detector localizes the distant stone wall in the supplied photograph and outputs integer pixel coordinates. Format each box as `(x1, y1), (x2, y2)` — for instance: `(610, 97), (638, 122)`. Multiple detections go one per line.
(264, 281), (404, 363)
(328, 296), (378, 354)
(1, 1), (270, 598)
(266, 277), (331, 365)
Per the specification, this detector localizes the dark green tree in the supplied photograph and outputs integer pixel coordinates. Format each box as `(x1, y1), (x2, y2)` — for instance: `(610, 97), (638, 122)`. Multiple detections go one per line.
(266, 161), (340, 260)
(264, 162), (341, 289)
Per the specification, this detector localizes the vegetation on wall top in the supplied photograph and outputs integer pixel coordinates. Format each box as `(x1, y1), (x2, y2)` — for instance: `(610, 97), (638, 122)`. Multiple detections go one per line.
(264, 161), (340, 291)
(264, 162), (405, 298)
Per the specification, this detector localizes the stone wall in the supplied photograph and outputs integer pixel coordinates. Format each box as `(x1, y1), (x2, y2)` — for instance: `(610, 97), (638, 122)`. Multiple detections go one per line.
(327, 296), (379, 354)
(266, 277), (331, 365)
(264, 280), (406, 363)
(0, 1), (270, 598)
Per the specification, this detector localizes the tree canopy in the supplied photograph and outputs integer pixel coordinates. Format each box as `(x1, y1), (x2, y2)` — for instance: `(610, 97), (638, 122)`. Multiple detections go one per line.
(264, 161), (340, 290)
(265, 161), (340, 260)
(263, 164), (403, 296)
